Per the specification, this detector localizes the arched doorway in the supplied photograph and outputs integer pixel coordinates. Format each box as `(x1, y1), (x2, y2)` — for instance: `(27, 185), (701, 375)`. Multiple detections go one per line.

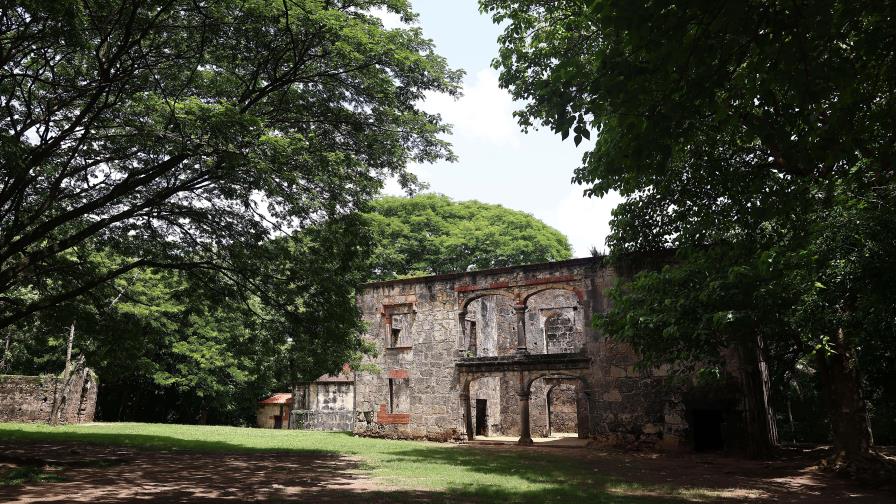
(546, 382), (579, 437)
(524, 374), (590, 442)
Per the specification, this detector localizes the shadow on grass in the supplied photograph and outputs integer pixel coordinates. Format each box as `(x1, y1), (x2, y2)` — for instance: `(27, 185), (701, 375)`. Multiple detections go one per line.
(0, 426), (691, 503)
(0, 466), (66, 487)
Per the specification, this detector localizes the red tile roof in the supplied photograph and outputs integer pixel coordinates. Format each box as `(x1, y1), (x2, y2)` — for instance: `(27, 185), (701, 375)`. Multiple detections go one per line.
(258, 393), (294, 405)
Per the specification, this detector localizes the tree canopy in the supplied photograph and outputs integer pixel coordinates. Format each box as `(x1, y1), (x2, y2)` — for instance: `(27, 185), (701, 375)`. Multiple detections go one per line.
(0, 0), (461, 424)
(484, 0), (896, 470)
(365, 194), (572, 279)
(3, 216), (374, 424)
(0, 0), (461, 330)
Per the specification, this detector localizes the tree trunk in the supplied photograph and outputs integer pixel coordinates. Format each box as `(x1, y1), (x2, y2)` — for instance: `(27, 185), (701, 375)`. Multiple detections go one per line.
(816, 327), (872, 462)
(117, 386), (128, 422)
(735, 333), (779, 457)
(50, 323), (76, 426)
(0, 328), (11, 372)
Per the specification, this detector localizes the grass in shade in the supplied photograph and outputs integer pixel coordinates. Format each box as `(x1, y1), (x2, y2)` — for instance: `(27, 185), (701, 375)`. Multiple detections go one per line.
(0, 422), (717, 503)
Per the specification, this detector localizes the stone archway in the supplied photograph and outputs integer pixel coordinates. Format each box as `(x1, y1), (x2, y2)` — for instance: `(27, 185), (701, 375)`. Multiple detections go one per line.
(521, 371), (591, 444)
(545, 381), (579, 437)
(457, 355), (591, 444)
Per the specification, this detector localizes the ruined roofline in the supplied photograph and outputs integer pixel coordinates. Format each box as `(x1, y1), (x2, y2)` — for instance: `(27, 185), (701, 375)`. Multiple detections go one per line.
(361, 256), (605, 290)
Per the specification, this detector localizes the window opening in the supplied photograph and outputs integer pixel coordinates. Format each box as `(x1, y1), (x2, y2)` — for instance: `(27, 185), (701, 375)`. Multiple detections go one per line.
(388, 378), (395, 413)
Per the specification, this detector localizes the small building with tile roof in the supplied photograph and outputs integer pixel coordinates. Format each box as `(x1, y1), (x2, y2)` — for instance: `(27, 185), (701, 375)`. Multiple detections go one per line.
(258, 364), (355, 430)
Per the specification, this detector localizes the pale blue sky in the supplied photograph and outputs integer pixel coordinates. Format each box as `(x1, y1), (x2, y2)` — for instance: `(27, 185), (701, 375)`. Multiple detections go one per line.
(380, 1), (621, 257)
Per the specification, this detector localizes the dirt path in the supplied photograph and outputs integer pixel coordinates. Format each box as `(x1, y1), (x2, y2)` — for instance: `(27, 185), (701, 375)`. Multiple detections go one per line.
(0, 441), (892, 503)
(525, 445), (895, 503)
(0, 441), (393, 503)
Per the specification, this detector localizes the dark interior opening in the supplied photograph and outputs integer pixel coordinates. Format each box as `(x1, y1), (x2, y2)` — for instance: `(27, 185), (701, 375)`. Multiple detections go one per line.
(390, 328), (401, 347)
(475, 399), (487, 436)
(388, 379), (395, 413)
(692, 409), (724, 452)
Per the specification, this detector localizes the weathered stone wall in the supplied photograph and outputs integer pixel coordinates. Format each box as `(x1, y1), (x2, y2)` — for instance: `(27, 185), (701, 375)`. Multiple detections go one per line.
(257, 403), (288, 429)
(292, 410), (354, 431)
(525, 289), (584, 354)
(469, 376), (501, 435)
(353, 276), (463, 441)
(312, 383), (353, 412)
(0, 367), (97, 424)
(548, 383), (579, 434)
(353, 257), (690, 449)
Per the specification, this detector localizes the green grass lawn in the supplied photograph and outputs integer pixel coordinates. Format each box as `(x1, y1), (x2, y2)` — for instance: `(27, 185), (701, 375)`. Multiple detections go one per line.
(0, 422), (700, 503)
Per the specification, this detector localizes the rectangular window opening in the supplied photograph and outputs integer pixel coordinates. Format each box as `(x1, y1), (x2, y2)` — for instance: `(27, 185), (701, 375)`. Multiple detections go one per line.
(384, 305), (414, 349)
(388, 378), (395, 413)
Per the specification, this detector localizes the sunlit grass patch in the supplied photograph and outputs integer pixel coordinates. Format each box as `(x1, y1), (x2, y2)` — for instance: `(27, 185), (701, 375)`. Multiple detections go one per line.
(607, 481), (769, 501)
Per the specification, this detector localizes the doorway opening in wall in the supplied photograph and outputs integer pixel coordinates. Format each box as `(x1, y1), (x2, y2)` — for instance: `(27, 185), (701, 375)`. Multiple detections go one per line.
(544, 381), (582, 438)
(475, 399), (488, 436)
(691, 409), (724, 451)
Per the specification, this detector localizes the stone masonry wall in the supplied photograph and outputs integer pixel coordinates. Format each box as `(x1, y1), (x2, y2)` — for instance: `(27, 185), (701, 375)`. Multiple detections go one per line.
(352, 257), (691, 449)
(548, 383), (579, 434)
(0, 366), (97, 424)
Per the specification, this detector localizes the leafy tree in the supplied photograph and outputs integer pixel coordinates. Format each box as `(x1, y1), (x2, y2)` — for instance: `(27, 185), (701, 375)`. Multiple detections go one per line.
(0, 0), (461, 330)
(483, 0), (896, 469)
(2, 215), (372, 425)
(365, 194), (572, 279)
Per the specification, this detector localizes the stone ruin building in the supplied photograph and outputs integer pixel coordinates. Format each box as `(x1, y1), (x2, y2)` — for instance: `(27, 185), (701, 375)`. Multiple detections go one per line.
(350, 256), (706, 449)
(0, 359), (97, 425)
(290, 368), (355, 431)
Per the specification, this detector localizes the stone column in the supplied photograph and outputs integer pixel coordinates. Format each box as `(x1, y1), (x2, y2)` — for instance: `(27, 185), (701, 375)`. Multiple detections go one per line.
(513, 303), (528, 355)
(518, 391), (533, 445)
(461, 392), (474, 440)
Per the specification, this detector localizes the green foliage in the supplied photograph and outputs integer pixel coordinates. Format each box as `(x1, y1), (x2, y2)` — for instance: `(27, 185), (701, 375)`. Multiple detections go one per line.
(0, 0), (462, 329)
(0, 0), (461, 424)
(365, 194), (572, 279)
(484, 0), (896, 446)
(482, 0), (895, 197)
(3, 216), (374, 425)
(600, 246), (799, 374)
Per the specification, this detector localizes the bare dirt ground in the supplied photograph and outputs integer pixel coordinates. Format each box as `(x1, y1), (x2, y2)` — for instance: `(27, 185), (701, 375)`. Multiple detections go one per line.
(568, 445), (896, 503)
(0, 440), (893, 503)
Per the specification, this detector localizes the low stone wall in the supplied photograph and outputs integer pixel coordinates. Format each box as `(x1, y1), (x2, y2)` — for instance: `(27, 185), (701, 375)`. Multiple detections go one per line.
(291, 410), (354, 431)
(353, 419), (464, 442)
(0, 366), (97, 424)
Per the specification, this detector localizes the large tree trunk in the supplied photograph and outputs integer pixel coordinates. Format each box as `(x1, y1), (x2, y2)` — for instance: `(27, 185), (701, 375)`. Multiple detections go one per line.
(816, 327), (872, 462)
(735, 333), (779, 458)
(49, 323), (76, 426)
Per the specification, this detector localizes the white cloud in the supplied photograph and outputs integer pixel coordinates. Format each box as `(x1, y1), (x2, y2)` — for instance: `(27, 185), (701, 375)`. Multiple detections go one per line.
(423, 68), (520, 147)
(544, 186), (623, 257)
(367, 6), (407, 29)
